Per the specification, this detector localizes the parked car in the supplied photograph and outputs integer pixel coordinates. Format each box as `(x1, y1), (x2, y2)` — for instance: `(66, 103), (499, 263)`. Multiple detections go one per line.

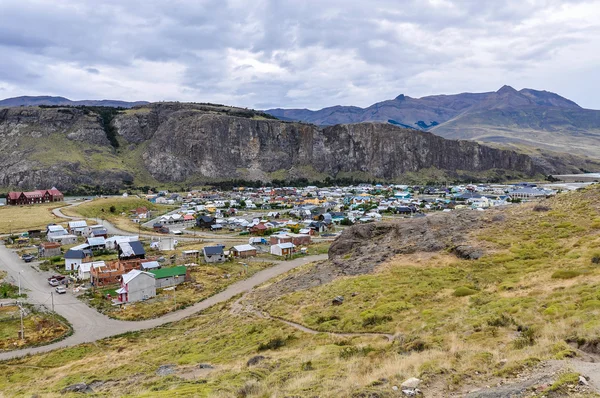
(48, 279), (59, 287)
(21, 254), (35, 262)
(55, 286), (67, 294)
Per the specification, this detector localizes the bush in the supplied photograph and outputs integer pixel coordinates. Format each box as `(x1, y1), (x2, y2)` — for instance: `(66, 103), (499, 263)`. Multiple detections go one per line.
(453, 286), (478, 297)
(257, 337), (286, 352)
(487, 314), (513, 327)
(339, 345), (375, 359)
(109, 205), (116, 213)
(513, 327), (537, 349)
(551, 270), (581, 279)
(361, 314), (392, 327)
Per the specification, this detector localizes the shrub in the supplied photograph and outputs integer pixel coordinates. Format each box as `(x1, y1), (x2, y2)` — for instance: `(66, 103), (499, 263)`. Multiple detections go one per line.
(339, 345), (375, 359)
(361, 314), (392, 327)
(551, 270), (581, 279)
(487, 314), (513, 327)
(301, 361), (313, 371)
(453, 287), (478, 297)
(513, 327), (537, 349)
(549, 372), (580, 392)
(257, 337), (286, 352)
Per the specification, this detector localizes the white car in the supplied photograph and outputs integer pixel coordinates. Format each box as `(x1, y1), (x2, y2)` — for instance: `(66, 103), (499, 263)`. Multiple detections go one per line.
(55, 286), (67, 294)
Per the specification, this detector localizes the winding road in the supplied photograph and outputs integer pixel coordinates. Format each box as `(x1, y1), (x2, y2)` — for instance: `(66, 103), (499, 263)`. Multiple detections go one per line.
(0, 243), (327, 361)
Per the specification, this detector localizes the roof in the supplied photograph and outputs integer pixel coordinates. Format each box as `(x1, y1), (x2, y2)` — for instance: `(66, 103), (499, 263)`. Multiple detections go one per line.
(40, 242), (61, 249)
(233, 244), (256, 252)
(68, 220), (88, 228)
(122, 269), (155, 285)
(119, 241), (145, 257)
(149, 266), (187, 279)
(276, 242), (296, 249)
(87, 237), (106, 246)
(79, 262), (95, 272)
(91, 228), (108, 236)
(140, 261), (160, 270)
(47, 225), (66, 232)
(65, 249), (86, 259)
(203, 246), (224, 255)
(71, 243), (90, 251)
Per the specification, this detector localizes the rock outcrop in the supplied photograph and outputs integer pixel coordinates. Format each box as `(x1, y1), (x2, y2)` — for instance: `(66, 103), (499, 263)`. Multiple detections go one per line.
(0, 102), (588, 190)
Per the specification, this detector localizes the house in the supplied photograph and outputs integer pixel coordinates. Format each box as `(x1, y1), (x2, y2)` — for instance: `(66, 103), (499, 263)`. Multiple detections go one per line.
(203, 245), (226, 263)
(288, 233), (311, 246)
(118, 241), (146, 260)
(64, 249), (91, 271)
(68, 220), (88, 235)
(90, 259), (140, 286)
(105, 235), (139, 250)
(38, 242), (61, 258)
(250, 223), (268, 235)
(78, 261), (95, 280)
(140, 261), (161, 271)
(231, 244), (257, 258)
(47, 225), (68, 240)
(48, 234), (77, 245)
(87, 237), (107, 250)
(83, 225), (108, 238)
(6, 188), (63, 205)
(270, 234), (292, 245)
(270, 242), (296, 257)
(116, 270), (156, 303)
(149, 266), (190, 288)
(196, 215), (216, 229)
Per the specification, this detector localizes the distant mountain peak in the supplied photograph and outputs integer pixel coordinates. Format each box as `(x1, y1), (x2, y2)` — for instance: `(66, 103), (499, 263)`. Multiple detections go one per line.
(395, 94), (406, 101)
(496, 85), (518, 95)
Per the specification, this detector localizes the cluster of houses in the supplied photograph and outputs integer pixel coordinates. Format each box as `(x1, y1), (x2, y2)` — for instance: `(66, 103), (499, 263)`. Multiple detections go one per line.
(148, 183), (558, 235)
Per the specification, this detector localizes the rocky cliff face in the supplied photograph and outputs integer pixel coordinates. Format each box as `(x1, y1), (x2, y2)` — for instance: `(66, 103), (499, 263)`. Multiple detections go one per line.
(0, 102), (584, 190)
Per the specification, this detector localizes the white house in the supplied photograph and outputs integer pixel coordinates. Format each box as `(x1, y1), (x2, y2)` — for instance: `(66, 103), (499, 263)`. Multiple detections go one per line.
(78, 261), (95, 280)
(68, 220), (88, 235)
(203, 245), (226, 263)
(47, 225), (68, 240)
(116, 270), (156, 303)
(48, 234), (78, 245)
(270, 242), (296, 257)
(64, 249), (88, 271)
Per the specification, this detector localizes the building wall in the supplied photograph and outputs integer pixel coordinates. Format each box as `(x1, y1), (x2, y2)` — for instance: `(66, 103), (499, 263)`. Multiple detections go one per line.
(155, 275), (186, 288)
(128, 275), (156, 302)
(65, 258), (82, 271)
(204, 254), (226, 263)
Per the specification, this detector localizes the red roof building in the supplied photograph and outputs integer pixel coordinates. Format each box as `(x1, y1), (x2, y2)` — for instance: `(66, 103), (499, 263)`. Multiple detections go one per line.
(6, 188), (63, 205)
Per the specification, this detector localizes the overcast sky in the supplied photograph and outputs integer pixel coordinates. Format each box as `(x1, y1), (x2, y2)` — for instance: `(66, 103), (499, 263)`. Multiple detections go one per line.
(1, 0), (599, 109)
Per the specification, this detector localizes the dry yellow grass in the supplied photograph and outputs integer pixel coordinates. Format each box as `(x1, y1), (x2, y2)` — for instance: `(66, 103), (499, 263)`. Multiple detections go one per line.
(0, 203), (67, 234)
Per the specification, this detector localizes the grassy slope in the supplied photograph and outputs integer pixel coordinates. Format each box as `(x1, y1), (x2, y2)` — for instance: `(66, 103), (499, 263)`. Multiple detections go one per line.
(61, 197), (172, 220)
(3, 187), (600, 396)
(0, 203), (67, 234)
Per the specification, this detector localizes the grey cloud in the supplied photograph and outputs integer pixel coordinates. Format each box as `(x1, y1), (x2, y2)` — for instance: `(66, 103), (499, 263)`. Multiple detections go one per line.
(0, 0), (598, 109)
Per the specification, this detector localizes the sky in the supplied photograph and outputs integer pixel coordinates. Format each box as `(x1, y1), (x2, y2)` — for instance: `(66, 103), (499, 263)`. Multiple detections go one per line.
(1, 0), (600, 110)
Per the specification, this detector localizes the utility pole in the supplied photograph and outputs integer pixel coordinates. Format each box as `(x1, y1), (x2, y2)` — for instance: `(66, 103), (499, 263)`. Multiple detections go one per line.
(17, 301), (24, 340)
(18, 271), (22, 296)
(51, 291), (54, 312)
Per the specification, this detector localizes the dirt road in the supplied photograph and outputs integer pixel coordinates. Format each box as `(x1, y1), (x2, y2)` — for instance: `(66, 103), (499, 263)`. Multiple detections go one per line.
(0, 243), (327, 361)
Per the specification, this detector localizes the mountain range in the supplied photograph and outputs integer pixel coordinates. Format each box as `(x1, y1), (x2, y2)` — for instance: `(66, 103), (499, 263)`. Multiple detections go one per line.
(0, 95), (148, 108)
(265, 86), (600, 158)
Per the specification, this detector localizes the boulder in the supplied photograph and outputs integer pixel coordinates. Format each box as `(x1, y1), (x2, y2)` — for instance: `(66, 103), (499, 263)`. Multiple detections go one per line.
(61, 383), (93, 394)
(246, 355), (266, 366)
(401, 377), (422, 389)
(452, 245), (483, 260)
(155, 364), (176, 376)
(332, 296), (344, 306)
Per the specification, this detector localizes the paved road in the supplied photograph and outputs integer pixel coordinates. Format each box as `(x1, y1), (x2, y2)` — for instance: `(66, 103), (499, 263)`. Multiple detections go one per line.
(0, 244), (327, 361)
